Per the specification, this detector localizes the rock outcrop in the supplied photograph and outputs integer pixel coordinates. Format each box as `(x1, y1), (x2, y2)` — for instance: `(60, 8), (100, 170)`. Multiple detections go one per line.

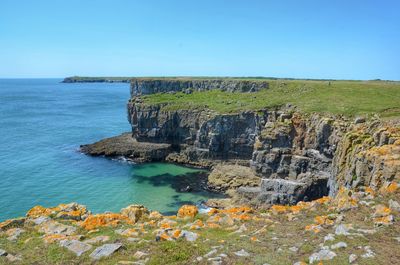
(82, 78), (399, 207)
(130, 78), (269, 96)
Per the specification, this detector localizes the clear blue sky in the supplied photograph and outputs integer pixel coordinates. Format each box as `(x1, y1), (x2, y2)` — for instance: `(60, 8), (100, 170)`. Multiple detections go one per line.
(0, 0), (399, 80)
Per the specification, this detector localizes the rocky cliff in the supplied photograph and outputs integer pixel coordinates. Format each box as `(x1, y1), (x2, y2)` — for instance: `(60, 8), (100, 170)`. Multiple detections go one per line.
(83, 78), (399, 207)
(130, 78), (269, 96)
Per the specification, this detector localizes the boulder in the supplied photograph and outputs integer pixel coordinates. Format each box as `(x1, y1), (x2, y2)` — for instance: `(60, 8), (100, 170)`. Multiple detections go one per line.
(90, 243), (123, 260)
(177, 205), (198, 218)
(121, 205), (149, 223)
(59, 240), (92, 256)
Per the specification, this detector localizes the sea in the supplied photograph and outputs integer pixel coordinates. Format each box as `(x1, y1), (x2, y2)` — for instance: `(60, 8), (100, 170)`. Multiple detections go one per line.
(0, 79), (218, 221)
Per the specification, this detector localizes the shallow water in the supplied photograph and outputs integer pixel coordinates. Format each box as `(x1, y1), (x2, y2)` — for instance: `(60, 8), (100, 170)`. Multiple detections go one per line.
(0, 79), (218, 221)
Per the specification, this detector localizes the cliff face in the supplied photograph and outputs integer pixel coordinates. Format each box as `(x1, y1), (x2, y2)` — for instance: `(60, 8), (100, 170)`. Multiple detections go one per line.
(130, 78), (269, 96)
(126, 85), (399, 205)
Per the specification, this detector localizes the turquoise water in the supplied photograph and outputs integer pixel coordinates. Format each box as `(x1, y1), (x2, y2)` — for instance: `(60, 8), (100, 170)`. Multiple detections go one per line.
(0, 79), (217, 221)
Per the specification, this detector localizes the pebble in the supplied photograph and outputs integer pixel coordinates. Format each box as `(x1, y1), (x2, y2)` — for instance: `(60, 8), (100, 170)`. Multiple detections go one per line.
(309, 249), (337, 263)
(89, 243), (123, 260)
(389, 199), (400, 212)
(324, 234), (335, 242)
(289, 246), (298, 252)
(330, 242), (347, 249)
(234, 249), (250, 257)
(0, 249), (7, 256)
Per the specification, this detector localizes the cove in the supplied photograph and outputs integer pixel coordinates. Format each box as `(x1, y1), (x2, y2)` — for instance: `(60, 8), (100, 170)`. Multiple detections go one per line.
(0, 79), (219, 221)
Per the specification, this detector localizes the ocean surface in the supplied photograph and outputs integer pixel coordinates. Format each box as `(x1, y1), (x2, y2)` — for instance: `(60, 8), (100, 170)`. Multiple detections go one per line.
(0, 79), (218, 221)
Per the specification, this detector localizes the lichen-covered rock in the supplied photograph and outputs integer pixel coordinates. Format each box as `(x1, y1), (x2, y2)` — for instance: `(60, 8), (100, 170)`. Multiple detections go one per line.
(120, 204), (149, 223)
(80, 213), (132, 230)
(0, 218), (25, 231)
(177, 205), (198, 218)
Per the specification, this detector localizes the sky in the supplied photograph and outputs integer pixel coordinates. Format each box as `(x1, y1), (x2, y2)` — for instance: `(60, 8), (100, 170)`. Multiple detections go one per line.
(0, 0), (399, 80)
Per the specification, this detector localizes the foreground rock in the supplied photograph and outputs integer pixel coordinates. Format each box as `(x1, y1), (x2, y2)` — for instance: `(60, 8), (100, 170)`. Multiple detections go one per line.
(90, 243), (123, 260)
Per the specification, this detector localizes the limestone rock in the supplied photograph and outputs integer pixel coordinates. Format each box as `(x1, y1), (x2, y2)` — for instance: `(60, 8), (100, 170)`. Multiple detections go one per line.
(207, 164), (260, 193)
(121, 204), (149, 223)
(234, 249), (250, 257)
(177, 205), (198, 218)
(38, 220), (76, 236)
(84, 235), (110, 244)
(6, 228), (25, 241)
(59, 240), (92, 256)
(90, 243), (123, 260)
(309, 249), (337, 263)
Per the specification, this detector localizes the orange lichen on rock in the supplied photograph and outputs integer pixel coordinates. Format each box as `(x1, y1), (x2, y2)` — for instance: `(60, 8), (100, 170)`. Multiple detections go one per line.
(314, 196), (331, 205)
(177, 205), (198, 218)
(206, 222), (221, 229)
(172, 229), (181, 238)
(208, 208), (219, 215)
(381, 182), (398, 193)
(42, 234), (68, 244)
(334, 187), (358, 211)
(374, 205), (391, 217)
(159, 232), (172, 241)
(314, 215), (334, 226)
(305, 224), (321, 233)
(79, 213), (131, 230)
(26, 205), (54, 218)
(270, 205), (288, 214)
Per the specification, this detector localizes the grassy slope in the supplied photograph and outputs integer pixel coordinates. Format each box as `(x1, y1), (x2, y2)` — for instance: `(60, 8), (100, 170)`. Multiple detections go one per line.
(142, 79), (400, 118)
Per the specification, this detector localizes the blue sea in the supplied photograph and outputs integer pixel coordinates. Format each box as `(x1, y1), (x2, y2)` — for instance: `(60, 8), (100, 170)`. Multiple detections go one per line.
(0, 79), (217, 221)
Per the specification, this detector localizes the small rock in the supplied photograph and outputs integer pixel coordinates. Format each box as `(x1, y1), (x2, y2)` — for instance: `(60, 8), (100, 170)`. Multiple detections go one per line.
(361, 246), (375, 258)
(59, 240), (92, 256)
(395, 237), (400, 243)
(204, 249), (217, 258)
(309, 249), (337, 263)
(389, 199), (400, 212)
(324, 234), (335, 242)
(196, 256), (203, 261)
(331, 242), (347, 249)
(84, 235), (110, 244)
(234, 249), (250, 257)
(289, 246), (298, 252)
(0, 249), (7, 256)
(6, 254), (22, 262)
(90, 243), (123, 260)
(133, 251), (148, 260)
(349, 254), (358, 263)
(38, 220), (76, 236)
(30, 216), (51, 225)
(335, 224), (350, 236)
(6, 228), (25, 241)
(181, 230), (198, 242)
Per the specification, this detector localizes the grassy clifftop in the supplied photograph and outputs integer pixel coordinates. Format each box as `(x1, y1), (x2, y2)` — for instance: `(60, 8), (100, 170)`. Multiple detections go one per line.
(142, 79), (400, 118)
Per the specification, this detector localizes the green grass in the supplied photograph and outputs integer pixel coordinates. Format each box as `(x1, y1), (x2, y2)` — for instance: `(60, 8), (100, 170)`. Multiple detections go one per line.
(142, 79), (400, 118)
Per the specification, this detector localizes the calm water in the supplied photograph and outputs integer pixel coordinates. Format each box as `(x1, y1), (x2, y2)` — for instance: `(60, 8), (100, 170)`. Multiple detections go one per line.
(0, 79), (217, 221)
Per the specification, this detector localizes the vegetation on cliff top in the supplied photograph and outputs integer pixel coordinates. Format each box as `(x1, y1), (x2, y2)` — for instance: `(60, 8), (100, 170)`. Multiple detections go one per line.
(142, 79), (400, 118)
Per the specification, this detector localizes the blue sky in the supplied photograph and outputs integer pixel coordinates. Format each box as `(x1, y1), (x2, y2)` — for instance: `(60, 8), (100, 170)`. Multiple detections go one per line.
(0, 0), (399, 79)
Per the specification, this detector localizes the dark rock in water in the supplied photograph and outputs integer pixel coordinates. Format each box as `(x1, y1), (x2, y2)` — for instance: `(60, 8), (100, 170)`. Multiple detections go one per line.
(80, 133), (172, 163)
